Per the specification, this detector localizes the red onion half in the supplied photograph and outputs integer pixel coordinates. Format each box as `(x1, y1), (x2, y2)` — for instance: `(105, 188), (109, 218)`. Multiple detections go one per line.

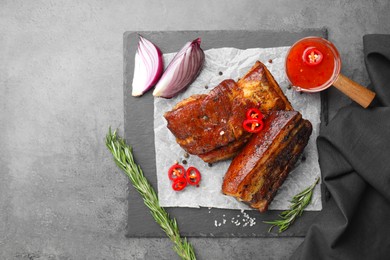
(132, 35), (163, 97)
(153, 38), (205, 98)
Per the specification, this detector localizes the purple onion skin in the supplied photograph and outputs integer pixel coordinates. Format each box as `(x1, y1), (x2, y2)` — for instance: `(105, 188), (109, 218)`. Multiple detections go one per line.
(146, 43), (163, 87)
(153, 38), (205, 99)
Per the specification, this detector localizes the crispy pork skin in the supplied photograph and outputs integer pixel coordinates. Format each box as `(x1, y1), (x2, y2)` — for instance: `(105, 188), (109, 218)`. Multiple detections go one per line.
(164, 61), (293, 162)
(222, 110), (312, 212)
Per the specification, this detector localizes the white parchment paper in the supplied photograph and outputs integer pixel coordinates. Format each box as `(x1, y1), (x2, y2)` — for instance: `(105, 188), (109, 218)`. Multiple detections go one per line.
(154, 47), (322, 211)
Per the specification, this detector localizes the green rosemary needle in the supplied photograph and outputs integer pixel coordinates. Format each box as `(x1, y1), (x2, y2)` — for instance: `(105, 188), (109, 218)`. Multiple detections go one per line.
(105, 128), (196, 260)
(264, 177), (320, 233)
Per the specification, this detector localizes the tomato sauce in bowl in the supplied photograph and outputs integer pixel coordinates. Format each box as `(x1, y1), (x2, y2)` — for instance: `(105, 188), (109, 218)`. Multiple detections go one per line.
(285, 37), (341, 92)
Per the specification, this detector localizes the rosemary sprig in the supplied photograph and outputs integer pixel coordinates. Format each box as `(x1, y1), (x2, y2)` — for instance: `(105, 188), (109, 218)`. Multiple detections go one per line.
(264, 177), (320, 233)
(105, 128), (196, 260)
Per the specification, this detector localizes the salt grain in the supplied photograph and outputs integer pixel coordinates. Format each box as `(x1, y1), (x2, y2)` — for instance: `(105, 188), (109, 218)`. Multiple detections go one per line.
(213, 212), (256, 228)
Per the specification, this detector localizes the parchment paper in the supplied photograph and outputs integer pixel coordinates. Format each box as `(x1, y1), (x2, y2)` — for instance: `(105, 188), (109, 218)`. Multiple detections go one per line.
(154, 47), (322, 211)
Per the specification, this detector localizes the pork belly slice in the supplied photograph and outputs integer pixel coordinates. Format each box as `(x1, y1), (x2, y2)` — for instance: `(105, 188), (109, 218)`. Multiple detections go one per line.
(222, 110), (312, 212)
(164, 61), (293, 161)
(197, 134), (251, 163)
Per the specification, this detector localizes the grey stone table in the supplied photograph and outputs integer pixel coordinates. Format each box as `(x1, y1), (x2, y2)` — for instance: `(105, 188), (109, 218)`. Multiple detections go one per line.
(1, 1), (389, 259)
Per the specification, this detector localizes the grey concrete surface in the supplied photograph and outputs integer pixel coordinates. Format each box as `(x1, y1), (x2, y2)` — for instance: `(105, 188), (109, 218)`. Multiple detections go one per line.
(1, 1), (389, 259)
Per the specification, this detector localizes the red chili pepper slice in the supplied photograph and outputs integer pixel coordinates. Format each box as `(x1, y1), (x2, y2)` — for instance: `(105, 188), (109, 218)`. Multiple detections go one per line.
(302, 47), (323, 66)
(243, 118), (264, 133)
(172, 177), (187, 191)
(186, 166), (201, 186)
(168, 164), (186, 181)
(246, 108), (263, 120)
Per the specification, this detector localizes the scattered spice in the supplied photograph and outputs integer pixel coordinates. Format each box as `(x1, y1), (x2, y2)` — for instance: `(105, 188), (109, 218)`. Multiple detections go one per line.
(301, 155), (306, 161)
(287, 85), (292, 90)
(218, 71), (223, 76)
(182, 159), (187, 165)
(268, 59), (273, 63)
(208, 163), (213, 167)
(183, 152), (189, 158)
(205, 85), (209, 89)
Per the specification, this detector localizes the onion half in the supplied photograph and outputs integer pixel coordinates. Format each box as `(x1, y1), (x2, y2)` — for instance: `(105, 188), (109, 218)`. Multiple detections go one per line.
(132, 35), (163, 97)
(153, 38), (205, 98)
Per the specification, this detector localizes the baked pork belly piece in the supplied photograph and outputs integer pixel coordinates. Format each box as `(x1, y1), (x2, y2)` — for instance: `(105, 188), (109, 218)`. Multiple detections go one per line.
(164, 61), (293, 162)
(222, 110), (312, 212)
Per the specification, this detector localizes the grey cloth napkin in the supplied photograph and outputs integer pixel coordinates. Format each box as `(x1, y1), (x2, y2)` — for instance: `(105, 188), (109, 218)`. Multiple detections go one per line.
(291, 34), (390, 259)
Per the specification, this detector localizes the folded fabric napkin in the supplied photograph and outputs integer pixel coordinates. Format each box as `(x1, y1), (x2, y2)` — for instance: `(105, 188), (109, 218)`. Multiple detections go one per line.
(292, 34), (390, 259)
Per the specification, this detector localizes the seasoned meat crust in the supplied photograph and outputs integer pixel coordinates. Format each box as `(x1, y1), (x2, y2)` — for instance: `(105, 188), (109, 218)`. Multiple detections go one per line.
(221, 110), (312, 212)
(164, 61), (293, 162)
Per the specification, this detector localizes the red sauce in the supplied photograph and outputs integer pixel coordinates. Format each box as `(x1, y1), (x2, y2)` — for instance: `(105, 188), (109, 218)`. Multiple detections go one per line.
(286, 38), (338, 90)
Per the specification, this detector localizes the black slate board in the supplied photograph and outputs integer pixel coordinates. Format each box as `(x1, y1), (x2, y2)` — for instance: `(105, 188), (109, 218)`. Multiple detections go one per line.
(124, 29), (328, 238)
